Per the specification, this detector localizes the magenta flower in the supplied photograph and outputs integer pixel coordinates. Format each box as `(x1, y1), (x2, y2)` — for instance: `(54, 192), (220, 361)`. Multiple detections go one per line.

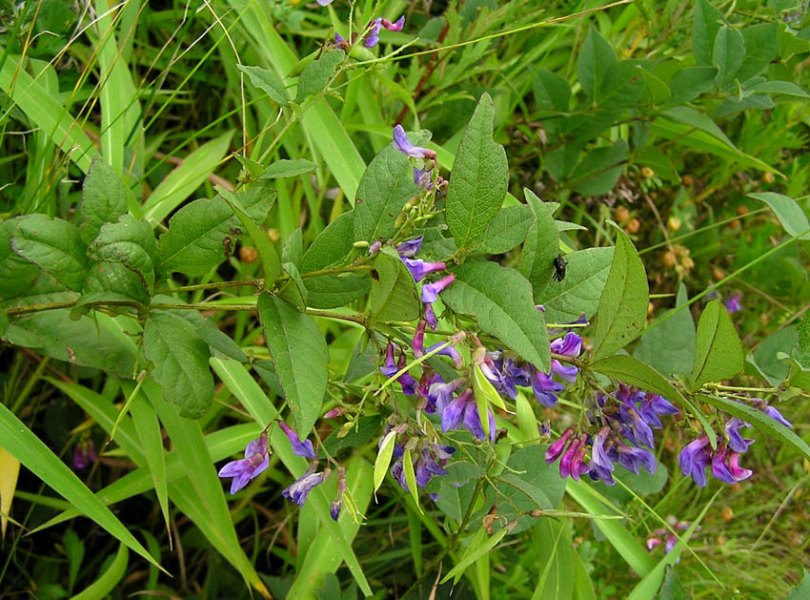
(218, 433), (270, 494)
(364, 16), (405, 48)
(279, 421), (316, 460)
(283, 466), (331, 506)
(393, 125), (437, 159)
(711, 447), (752, 484)
(545, 428), (574, 463)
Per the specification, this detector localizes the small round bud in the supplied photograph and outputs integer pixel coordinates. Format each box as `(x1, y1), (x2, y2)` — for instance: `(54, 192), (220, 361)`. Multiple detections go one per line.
(239, 246), (258, 263)
(641, 166), (655, 179)
(266, 228), (280, 242)
(682, 174), (695, 187)
(762, 171), (775, 184)
(721, 506), (734, 521)
(614, 205), (630, 224)
(625, 218), (640, 234)
(662, 251), (677, 268)
(667, 216), (682, 232)
(736, 205), (749, 216)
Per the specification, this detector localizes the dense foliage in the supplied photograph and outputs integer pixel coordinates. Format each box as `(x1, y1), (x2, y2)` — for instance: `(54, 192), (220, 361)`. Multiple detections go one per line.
(1, 0), (808, 598)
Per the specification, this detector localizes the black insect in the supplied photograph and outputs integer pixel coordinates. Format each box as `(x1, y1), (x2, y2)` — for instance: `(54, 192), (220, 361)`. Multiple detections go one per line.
(552, 255), (568, 282)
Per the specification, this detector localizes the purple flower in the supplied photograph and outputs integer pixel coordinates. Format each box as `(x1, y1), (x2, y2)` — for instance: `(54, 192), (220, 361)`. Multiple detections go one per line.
(441, 389), (470, 433)
(393, 125), (437, 160)
(414, 167), (434, 190)
(283, 466), (330, 505)
(441, 389), (494, 442)
(621, 405), (655, 448)
(424, 303), (438, 329)
(317, 0), (334, 6)
(427, 378), (464, 413)
(330, 501), (342, 521)
(422, 274), (455, 303)
(380, 342), (398, 377)
(364, 16), (406, 48)
(278, 422), (316, 460)
(218, 433), (270, 494)
(545, 428), (574, 463)
(396, 237), (423, 257)
(724, 292), (742, 314)
(725, 418), (753, 453)
(412, 320), (426, 356)
(402, 257), (447, 282)
(560, 437), (584, 479)
(616, 443), (656, 475)
(762, 404), (792, 429)
(462, 397), (496, 442)
(638, 393), (679, 428)
(590, 427), (615, 474)
(426, 341), (463, 367)
(550, 333), (582, 382)
(532, 371), (563, 407)
(73, 440), (97, 471)
(678, 436), (712, 487)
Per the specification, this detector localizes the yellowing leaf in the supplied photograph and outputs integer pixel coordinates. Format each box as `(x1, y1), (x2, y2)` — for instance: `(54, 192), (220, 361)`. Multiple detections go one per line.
(0, 447), (21, 539)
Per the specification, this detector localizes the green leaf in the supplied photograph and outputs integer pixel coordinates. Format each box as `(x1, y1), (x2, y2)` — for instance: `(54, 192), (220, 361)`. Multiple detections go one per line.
(634, 284), (696, 376)
(591, 231), (649, 361)
(480, 204), (533, 254)
(88, 215), (157, 296)
(748, 326), (797, 385)
(220, 188), (282, 286)
(539, 247), (614, 324)
(445, 93), (509, 252)
(519, 191), (560, 296)
(566, 479), (655, 577)
(661, 107), (735, 149)
(713, 26), (745, 86)
(697, 394), (810, 461)
(578, 27), (617, 101)
(78, 157), (132, 244)
(533, 520), (575, 600)
(667, 66), (717, 104)
(302, 211), (355, 271)
(689, 300), (744, 389)
(533, 69), (570, 112)
(143, 310), (214, 418)
(257, 293), (328, 436)
(280, 262), (309, 310)
(129, 393), (170, 538)
(304, 272), (371, 309)
(749, 80), (810, 98)
(72, 543), (128, 600)
(442, 528), (508, 584)
(367, 251), (420, 323)
(0, 54), (99, 173)
(442, 262), (550, 371)
(748, 192), (810, 240)
(785, 570), (810, 600)
(296, 50), (345, 103)
(9, 215), (87, 292)
(374, 429), (398, 493)
(2, 310), (138, 377)
(736, 24), (779, 82)
(238, 64), (291, 105)
(402, 448), (421, 511)
(158, 183), (274, 277)
(352, 146), (418, 244)
(259, 158), (317, 179)
(143, 131), (235, 224)
(592, 355), (687, 407)
(693, 0), (726, 65)
(145, 382), (270, 598)
(0, 403), (160, 569)
(797, 313), (810, 368)
(570, 140), (628, 196)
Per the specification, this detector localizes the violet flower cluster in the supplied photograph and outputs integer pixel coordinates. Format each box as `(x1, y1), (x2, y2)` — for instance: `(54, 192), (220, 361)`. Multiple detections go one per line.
(545, 384), (679, 486)
(218, 422), (346, 519)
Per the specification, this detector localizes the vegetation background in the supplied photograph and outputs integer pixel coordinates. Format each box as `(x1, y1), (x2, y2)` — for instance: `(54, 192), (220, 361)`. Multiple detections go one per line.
(0, 0), (808, 598)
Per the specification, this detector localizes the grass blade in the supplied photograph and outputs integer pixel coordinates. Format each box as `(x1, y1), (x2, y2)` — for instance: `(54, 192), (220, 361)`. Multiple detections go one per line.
(72, 543), (129, 600)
